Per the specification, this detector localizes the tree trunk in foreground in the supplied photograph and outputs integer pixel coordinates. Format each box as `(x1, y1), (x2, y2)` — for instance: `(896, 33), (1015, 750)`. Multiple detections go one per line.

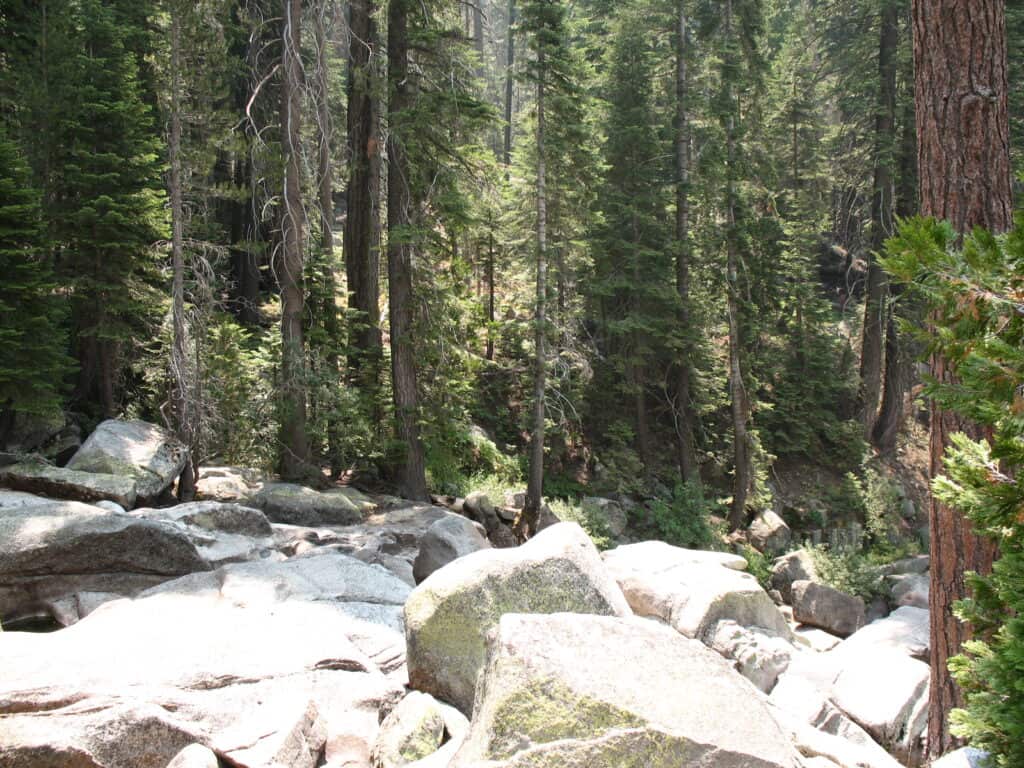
(912, 0), (1012, 756)
(387, 0), (428, 501)
(278, 0), (311, 480)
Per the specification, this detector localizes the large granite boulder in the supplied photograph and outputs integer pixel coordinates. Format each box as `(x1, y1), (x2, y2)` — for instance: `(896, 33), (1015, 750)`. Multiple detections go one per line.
(463, 491), (500, 534)
(838, 606), (929, 661)
(131, 501), (276, 568)
(791, 580), (866, 637)
(0, 500), (209, 624)
(412, 514), (491, 584)
(404, 523), (631, 714)
(771, 607), (932, 764)
(0, 550), (410, 768)
(748, 509), (792, 555)
(194, 466), (264, 502)
(770, 550), (819, 604)
(887, 572), (929, 610)
(0, 460), (138, 508)
(450, 613), (802, 768)
(602, 540), (790, 641)
(67, 419), (189, 504)
(253, 482), (368, 526)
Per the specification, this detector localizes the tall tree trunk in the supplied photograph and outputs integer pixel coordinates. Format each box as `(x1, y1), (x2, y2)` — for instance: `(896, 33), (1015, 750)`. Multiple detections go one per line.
(912, 0), (1012, 756)
(387, 0), (428, 501)
(674, 0), (699, 484)
(502, 0), (515, 171)
(315, 0), (344, 475)
(860, 0), (898, 434)
(724, 0), (750, 532)
(873, 87), (918, 453)
(519, 50), (547, 540)
(169, 5), (196, 500)
(346, 0), (383, 401)
(278, 0), (310, 480)
(486, 229), (495, 361)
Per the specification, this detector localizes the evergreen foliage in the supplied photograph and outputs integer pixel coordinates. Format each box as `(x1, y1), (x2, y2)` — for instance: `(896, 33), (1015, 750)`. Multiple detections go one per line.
(882, 217), (1024, 766)
(0, 128), (72, 415)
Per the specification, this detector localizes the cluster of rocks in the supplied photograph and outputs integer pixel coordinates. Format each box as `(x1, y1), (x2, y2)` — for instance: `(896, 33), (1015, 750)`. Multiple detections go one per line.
(0, 419), (971, 768)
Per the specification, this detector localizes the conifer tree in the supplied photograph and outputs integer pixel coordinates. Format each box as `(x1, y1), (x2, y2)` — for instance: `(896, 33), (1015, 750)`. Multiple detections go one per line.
(0, 128), (71, 418)
(52, 0), (167, 416)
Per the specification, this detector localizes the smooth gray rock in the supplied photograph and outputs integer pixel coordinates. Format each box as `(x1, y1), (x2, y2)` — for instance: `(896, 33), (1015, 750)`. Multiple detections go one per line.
(0, 551), (408, 768)
(166, 744), (220, 768)
(413, 514), (491, 584)
(404, 523), (632, 714)
(706, 619), (795, 692)
(749, 509), (792, 555)
(253, 483), (366, 526)
(0, 500), (209, 622)
(0, 460), (138, 507)
(930, 747), (990, 768)
(450, 613), (802, 768)
(67, 419), (188, 503)
(462, 491), (499, 534)
(770, 549), (819, 604)
(791, 580), (865, 637)
(195, 465), (264, 503)
(603, 540), (790, 641)
(838, 606), (930, 661)
(133, 501), (272, 537)
(888, 572), (929, 609)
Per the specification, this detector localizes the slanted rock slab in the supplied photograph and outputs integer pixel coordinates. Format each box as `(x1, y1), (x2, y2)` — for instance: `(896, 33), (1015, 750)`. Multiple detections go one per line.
(450, 613), (802, 768)
(0, 460), (138, 508)
(253, 483), (366, 526)
(404, 522), (631, 714)
(791, 580), (865, 638)
(0, 500), (209, 622)
(603, 540), (790, 641)
(67, 419), (189, 504)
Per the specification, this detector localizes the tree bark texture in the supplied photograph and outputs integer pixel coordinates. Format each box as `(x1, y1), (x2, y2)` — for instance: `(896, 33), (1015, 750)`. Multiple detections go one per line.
(346, 0), (383, 387)
(387, 0), (428, 501)
(860, 0), (898, 435)
(502, 0), (515, 171)
(278, 0), (310, 480)
(169, 6), (196, 500)
(912, 0), (1012, 756)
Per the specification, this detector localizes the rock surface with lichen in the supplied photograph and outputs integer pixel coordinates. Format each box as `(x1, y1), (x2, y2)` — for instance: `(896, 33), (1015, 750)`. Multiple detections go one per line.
(450, 613), (801, 768)
(404, 522), (632, 715)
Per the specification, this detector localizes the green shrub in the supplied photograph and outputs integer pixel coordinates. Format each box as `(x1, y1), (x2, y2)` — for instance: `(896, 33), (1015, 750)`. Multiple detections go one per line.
(807, 544), (885, 601)
(741, 545), (773, 590)
(647, 482), (721, 550)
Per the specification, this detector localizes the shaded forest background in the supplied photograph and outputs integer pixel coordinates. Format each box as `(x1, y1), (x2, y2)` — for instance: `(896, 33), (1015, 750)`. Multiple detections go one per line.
(1, 0), (1022, 524)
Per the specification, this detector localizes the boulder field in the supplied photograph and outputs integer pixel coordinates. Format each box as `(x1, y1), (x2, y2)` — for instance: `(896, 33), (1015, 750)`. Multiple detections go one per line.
(0, 420), (950, 768)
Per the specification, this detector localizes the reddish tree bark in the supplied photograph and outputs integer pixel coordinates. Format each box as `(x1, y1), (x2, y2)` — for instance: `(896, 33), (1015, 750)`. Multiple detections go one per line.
(911, 0), (1012, 757)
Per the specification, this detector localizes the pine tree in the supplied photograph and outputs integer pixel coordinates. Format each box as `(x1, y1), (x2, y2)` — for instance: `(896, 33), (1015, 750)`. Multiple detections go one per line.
(0, 128), (71, 417)
(52, 0), (167, 417)
(591, 9), (671, 477)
